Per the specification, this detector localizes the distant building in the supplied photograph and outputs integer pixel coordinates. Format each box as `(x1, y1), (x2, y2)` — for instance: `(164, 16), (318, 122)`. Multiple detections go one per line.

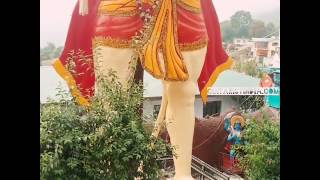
(251, 36), (280, 63)
(233, 38), (250, 46)
(251, 38), (270, 58)
(230, 38), (253, 52)
(264, 53), (280, 68)
(268, 38), (280, 57)
(40, 67), (260, 118)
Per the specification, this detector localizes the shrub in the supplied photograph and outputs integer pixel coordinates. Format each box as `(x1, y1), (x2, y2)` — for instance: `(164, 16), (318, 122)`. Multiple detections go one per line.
(239, 95), (265, 113)
(233, 117), (280, 180)
(40, 71), (171, 180)
(232, 59), (263, 78)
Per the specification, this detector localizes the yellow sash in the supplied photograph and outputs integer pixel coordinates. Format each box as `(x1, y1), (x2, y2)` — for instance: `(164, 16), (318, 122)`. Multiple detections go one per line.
(138, 0), (191, 81)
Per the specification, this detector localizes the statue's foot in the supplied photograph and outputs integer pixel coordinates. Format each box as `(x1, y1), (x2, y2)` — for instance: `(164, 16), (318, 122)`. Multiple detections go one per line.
(173, 175), (194, 180)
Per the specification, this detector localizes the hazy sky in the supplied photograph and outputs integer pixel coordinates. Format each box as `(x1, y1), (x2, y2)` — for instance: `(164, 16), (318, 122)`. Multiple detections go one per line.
(40, 0), (280, 47)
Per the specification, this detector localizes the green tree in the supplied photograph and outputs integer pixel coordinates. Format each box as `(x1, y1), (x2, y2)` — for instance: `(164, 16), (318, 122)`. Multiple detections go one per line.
(230, 11), (252, 38)
(220, 10), (280, 42)
(54, 46), (64, 58)
(230, 11), (253, 29)
(265, 22), (279, 37)
(40, 47), (50, 61)
(239, 95), (265, 113)
(244, 60), (258, 77)
(233, 117), (280, 180)
(249, 20), (266, 38)
(221, 21), (235, 42)
(40, 42), (64, 62)
(40, 70), (171, 179)
(221, 11), (253, 42)
(41, 42), (56, 59)
(232, 59), (262, 78)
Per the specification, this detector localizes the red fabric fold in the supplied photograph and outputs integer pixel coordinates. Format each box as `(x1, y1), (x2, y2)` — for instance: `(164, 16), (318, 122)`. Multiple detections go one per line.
(197, 0), (230, 98)
(55, 0), (100, 100)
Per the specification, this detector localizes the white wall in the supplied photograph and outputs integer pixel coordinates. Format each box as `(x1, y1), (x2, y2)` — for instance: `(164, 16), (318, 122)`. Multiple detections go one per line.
(143, 98), (162, 120)
(143, 95), (240, 119)
(233, 38), (249, 46)
(195, 96), (240, 117)
(268, 39), (280, 57)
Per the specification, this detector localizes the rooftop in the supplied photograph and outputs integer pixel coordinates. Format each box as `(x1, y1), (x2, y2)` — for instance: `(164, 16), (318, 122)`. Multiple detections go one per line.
(251, 36), (279, 42)
(143, 70), (260, 97)
(40, 66), (260, 102)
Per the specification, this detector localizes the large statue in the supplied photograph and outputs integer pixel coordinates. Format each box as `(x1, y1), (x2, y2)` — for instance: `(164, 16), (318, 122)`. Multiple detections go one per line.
(53, 0), (232, 179)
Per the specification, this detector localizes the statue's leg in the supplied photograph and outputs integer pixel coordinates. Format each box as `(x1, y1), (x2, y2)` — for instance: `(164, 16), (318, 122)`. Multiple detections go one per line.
(151, 81), (168, 138)
(164, 47), (207, 180)
(93, 46), (134, 92)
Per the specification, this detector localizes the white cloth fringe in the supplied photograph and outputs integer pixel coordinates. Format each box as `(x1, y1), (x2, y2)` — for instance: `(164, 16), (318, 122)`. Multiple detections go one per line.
(79, 0), (89, 16)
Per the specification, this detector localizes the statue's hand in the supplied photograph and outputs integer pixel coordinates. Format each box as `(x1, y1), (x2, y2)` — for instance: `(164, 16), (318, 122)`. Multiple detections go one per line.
(79, 0), (89, 16)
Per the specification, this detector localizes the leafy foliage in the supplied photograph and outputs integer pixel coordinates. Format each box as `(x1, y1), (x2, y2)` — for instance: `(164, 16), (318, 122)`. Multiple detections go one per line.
(233, 59), (263, 78)
(40, 42), (63, 63)
(221, 11), (278, 42)
(238, 96), (265, 113)
(221, 21), (236, 43)
(249, 20), (267, 38)
(230, 11), (252, 38)
(40, 71), (171, 180)
(233, 117), (280, 180)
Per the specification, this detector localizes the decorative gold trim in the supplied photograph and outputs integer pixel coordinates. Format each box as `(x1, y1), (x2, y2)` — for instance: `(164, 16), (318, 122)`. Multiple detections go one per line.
(92, 36), (131, 49)
(200, 57), (234, 103)
(179, 38), (208, 51)
(161, 11), (173, 80)
(52, 59), (90, 106)
(98, 0), (139, 16)
(132, 0), (166, 79)
(173, 0), (183, 59)
(177, 0), (201, 13)
(97, 9), (139, 16)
